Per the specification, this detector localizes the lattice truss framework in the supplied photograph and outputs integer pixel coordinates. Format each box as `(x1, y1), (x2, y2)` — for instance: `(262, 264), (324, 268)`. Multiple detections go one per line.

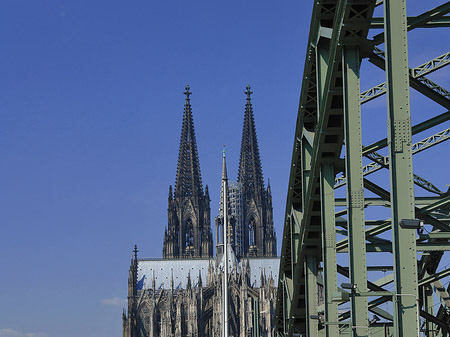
(275, 1), (450, 336)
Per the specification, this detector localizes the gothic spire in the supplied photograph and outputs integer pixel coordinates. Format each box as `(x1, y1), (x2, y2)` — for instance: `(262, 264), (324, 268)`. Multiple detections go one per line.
(222, 145), (228, 180)
(128, 245), (138, 297)
(219, 147), (230, 224)
(238, 84), (265, 201)
(174, 85), (203, 198)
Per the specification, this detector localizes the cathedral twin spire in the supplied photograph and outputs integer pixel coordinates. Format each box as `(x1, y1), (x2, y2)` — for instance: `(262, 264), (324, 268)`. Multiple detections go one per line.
(163, 85), (212, 259)
(238, 85), (265, 204)
(174, 85), (203, 198)
(163, 85), (276, 259)
(237, 85), (276, 257)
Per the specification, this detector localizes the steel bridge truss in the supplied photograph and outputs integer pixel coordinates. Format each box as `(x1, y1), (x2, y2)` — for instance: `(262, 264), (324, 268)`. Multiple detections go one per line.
(276, 0), (450, 336)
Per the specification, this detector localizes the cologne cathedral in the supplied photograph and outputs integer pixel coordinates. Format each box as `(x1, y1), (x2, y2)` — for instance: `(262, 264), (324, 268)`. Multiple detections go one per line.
(122, 85), (279, 337)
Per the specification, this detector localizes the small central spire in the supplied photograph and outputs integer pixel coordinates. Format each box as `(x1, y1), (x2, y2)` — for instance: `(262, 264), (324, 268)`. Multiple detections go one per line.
(184, 84), (192, 100)
(222, 145), (228, 180)
(245, 84), (253, 101)
(133, 245), (139, 260)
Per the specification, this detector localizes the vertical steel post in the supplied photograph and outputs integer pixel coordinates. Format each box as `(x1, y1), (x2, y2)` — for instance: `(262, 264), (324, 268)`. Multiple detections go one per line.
(384, 0), (419, 336)
(342, 46), (369, 337)
(305, 254), (319, 337)
(320, 164), (339, 337)
(317, 33), (338, 336)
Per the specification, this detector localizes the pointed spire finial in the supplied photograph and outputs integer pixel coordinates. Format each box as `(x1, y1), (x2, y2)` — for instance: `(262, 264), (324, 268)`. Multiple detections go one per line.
(133, 245), (139, 261)
(245, 84), (253, 101)
(187, 271), (192, 288)
(222, 145), (228, 180)
(184, 84), (192, 100)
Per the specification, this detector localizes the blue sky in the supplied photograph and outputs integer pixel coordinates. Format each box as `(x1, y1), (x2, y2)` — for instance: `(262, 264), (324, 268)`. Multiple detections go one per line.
(1, 1), (449, 337)
(0, 1), (311, 337)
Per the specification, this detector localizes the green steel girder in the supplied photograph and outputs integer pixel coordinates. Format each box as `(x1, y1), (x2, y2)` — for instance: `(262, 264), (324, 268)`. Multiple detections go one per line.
(276, 1), (450, 336)
(276, 1), (378, 335)
(360, 81), (387, 104)
(362, 110), (450, 155)
(335, 196), (443, 207)
(342, 44), (369, 337)
(370, 16), (450, 29)
(369, 47), (450, 110)
(434, 280), (450, 333)
(339, 242), (450, 252)
(371, 2), (450, 45)
(335, 127), (450, 191)
(412, 51), (450, 78)
(360, 51), (450, 104)
(419, 268), (450, 287)
(334, 180), (450, 255)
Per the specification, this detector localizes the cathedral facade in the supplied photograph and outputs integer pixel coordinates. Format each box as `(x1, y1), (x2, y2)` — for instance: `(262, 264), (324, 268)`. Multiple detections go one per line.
(123, 85), (279, 337)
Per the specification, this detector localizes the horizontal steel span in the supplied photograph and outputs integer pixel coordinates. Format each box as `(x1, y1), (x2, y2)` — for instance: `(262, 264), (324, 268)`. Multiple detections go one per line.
(275, 1), (450, 336)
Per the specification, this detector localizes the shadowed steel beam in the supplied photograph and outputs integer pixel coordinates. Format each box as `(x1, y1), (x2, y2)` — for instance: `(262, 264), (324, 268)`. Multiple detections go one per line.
(415, 76), (450, 105)
(420, 310), (450, 334)
(434, 280), (450, 330)
(304, 254), (319, 337)
(371, 16), (450, 29)
(342, 45), (369, 337)
(419, 268), (450, 287)
(320, 164), (338, 337)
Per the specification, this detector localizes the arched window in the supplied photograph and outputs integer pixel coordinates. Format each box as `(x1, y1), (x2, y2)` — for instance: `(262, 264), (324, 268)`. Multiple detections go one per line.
(249, 219), (256, 246)
(185, 218), (194, 248)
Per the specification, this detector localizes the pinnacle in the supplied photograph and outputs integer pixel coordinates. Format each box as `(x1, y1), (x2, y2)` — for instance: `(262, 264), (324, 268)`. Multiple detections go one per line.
(174, 85), (203, 197)
(238, 85), (264, 200)
(184, 84), (192, 99)
(245, 84), (253, 101)
(222, 145), (228, 180)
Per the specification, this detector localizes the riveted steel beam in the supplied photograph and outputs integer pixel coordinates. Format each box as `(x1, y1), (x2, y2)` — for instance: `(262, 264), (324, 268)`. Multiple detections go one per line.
(342, 45), (369, 337)
(372, 2), (450, 45)
(360, 51), (450, 104)
(362, 110), (450, 155)
(335, 127), (450, 191)
(369, 47), (450, 110)
(370, 16), (450, 29)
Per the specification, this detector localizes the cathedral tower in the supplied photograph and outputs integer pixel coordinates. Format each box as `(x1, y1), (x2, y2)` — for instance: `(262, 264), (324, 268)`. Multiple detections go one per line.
(238, 85), (277, 257)
(163, 85), (213, 258)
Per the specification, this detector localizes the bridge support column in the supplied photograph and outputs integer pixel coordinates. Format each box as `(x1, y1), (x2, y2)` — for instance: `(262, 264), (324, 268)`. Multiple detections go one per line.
(342, 45), (369, 337)
(320, 164), (338, 337)
(384, 0), (419, 336)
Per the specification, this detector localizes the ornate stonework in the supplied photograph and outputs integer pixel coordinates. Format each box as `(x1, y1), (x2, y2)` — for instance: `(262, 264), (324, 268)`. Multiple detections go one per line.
(123, 86), (279, 337)
(123, 256), (278, 337)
